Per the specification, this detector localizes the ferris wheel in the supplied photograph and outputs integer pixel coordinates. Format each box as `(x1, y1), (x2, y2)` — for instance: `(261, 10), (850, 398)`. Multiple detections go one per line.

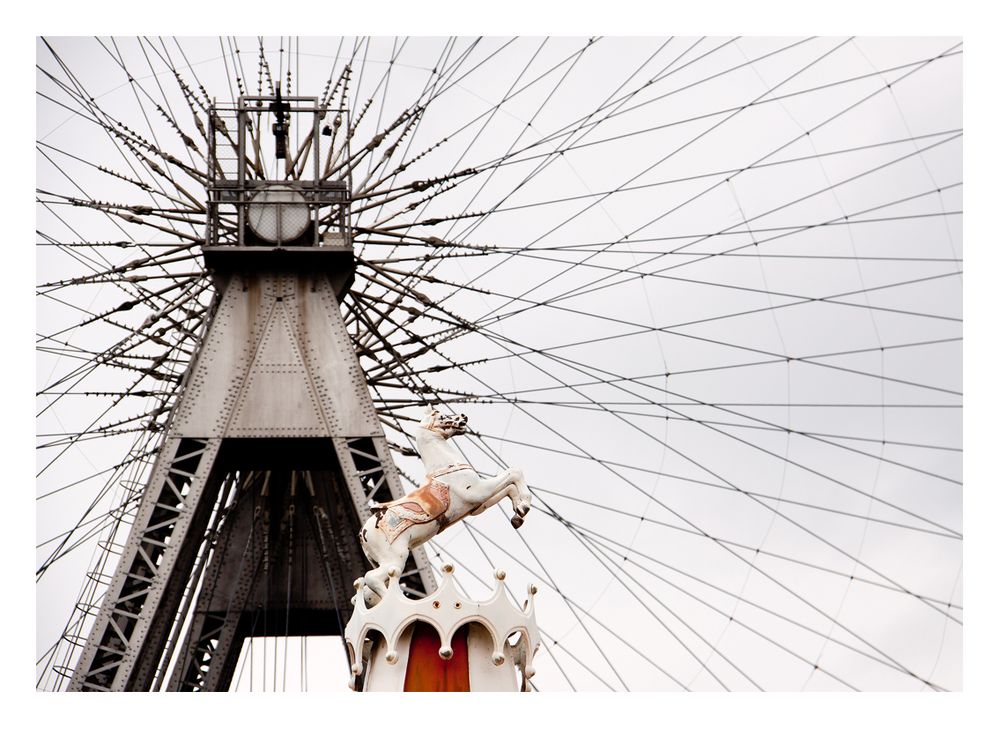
(36, 35), (962, 691)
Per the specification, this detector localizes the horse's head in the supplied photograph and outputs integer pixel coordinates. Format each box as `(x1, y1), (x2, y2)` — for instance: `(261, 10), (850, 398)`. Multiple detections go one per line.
(419, 407), (468, 439)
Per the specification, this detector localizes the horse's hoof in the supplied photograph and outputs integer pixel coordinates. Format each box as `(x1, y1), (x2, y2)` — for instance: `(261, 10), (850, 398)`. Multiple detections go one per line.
(511, 515), (524, 529)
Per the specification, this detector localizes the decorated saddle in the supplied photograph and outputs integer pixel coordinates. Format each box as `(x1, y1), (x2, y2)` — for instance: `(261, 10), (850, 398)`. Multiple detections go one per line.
(371, 464), (472, 543)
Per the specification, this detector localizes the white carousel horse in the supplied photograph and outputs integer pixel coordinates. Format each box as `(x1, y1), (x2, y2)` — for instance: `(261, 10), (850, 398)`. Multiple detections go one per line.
(358, 408), (531, 604)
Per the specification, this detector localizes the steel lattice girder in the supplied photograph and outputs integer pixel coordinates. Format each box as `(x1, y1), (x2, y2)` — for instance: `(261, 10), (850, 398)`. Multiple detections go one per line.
(69, 259), (436, 691)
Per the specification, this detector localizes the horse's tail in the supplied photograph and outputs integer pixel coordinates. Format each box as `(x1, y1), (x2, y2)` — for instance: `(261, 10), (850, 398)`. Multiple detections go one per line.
(359, 515), (380, 567)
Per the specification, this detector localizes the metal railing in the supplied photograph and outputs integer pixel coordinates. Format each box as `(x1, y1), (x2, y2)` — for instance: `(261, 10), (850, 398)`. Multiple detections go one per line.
(204, 95), (352, 248)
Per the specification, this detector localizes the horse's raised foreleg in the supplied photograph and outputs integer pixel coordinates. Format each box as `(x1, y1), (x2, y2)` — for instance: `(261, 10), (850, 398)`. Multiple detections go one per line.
(469, 488), (512, 515)
(464, 468), (530, 527)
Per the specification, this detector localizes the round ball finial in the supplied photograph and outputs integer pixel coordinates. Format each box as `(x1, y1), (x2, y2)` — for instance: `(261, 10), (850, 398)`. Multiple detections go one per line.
(439, 646), (454, 660)
(529, 584), (538, 595)
(494, 569), (506, 581)
(351, 662), (362, 676)
(385, 650), (398, 665)
(492, 652), (505, 666)
(442, 564), (455, 574)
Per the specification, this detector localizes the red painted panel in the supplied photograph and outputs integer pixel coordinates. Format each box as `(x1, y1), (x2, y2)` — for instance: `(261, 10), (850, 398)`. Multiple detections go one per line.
(403, 622), (470, 692)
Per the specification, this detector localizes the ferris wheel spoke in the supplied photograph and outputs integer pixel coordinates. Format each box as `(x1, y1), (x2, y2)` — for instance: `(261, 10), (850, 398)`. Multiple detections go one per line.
(35, 245), (203, 292)
(36, 497), (139, 578)
(35, 315), (194, 473)
(37, 430), (159, 578)
(36, 444), (159, 503)
(363, 187), (961, 270)
(441, 44), (961, 333)
(365, 306), (960, 536)
(37, 495), (142, 553)
(351, 37), (554, 245)
(399, 324), (955, 687)
(360, 37), (408, 180)
(483, 47), (963, 178)
(344, 296), (467, 379)
(440, 36), (766, 239)
(368, 36), (552, 206)
(36, 394), (162, 479)
(35, 304), (204, 399)
(39, 39), (206, 195)
(556, 504), (753, 690)
(432, 38), (860, 307)
(35, 131), (205, 251)
(375, 317), (960, 552)
(468, 323), (961, 440)
(36, 140), (196, 211)
(36, 79), (207, 217)
(558, 506), (865, 691)
(461, 149), (962, 340)
(349, 37), (454, 193)
(336, 37), (488, 190)
(527, 484), (959, 604)
(36, 199), (198, 306)
(463, 521), (710, 691)
(456, 36), (713, 176)
(36, 347), (179, 420)
(613, 377), (962, 482)
(473, 327), (960, 534)
(475, 308), (961, 397)
(422, 37), (601, 240)
(562, 516), (923, 690)
(538, 450), (943, 686)
(156, 37), (214, 111)
(455, 130), (961, 221)
(36, 321), (194, 406)
(488, 397), (959, 457)
(352, 34), (700, 282)
(655, 143), (960, 266)
(440, 318), (961, 384)
(453, 329), (960, 628)
(99, 38), (205, 175)
(495, 495), (745, 690)
(471, 254), (962, 337)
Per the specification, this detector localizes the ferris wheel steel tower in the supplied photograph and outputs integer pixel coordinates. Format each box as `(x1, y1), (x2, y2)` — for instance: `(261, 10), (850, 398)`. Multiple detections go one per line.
(68, 95), (436, 692)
